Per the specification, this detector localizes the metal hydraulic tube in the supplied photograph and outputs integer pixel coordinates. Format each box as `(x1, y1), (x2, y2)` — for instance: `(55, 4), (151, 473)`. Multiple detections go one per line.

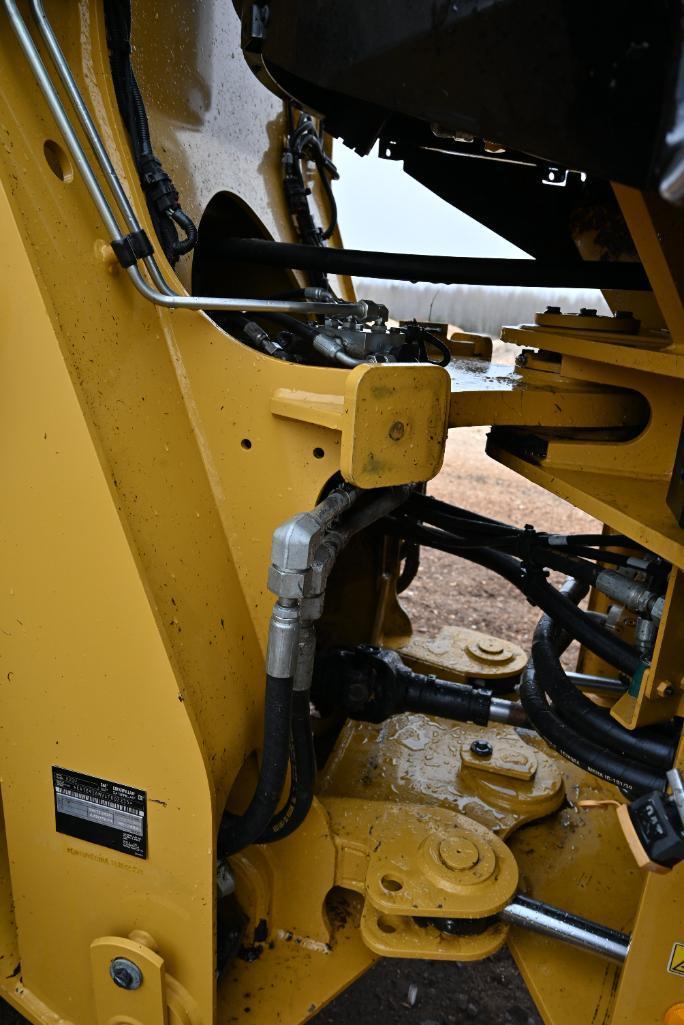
(5, 0), (367, 319)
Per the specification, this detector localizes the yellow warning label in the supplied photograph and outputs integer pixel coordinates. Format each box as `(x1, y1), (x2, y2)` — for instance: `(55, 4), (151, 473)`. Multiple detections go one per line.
(668, 943), (684, 976)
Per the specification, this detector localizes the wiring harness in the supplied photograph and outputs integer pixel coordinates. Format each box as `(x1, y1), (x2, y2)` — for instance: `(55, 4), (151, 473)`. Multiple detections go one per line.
(282, 103), (339, 289)
(104, 0), (197, 266)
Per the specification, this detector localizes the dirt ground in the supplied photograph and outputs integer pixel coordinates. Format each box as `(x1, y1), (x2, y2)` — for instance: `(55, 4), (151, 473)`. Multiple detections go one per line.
(0, 415), (596, 1025)
(404, 425), (596, 651)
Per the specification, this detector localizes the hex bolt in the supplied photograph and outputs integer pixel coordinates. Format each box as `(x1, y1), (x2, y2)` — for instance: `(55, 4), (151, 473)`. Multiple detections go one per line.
(470, 739), (493, 758)
(347, 680), (370, 704)
(545, 305), (561, 314)
(475, 638), (504, 657)
(657, 681), (675, 699)
(579, 307), (597, 316)
(110, 958), (143, 991)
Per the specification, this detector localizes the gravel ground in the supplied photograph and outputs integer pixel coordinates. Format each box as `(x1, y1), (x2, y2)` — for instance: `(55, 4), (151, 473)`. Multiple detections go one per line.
(0, 381), (596, 1025)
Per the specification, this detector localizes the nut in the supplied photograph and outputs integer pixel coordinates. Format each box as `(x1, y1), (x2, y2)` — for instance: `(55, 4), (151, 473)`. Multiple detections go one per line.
(110, 958), (143, 990)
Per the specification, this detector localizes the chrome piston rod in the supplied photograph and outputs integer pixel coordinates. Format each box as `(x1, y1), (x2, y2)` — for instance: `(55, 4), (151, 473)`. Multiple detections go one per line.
(565, 670), (627, 696)
(5, 0), (367, 320)
(501, 894), (630, 963)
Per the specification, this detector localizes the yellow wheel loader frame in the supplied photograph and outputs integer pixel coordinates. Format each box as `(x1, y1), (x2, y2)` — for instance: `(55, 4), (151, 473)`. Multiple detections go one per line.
(0, 4), (682, 1025)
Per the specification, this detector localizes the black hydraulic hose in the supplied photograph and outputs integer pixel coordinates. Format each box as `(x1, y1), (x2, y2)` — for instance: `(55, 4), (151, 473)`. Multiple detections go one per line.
(267, 288), (333, 301)
(408, 497), (649, 566)
(258, 690), (316, 844)
(217, 674), (293, 858)
(406, 493), (515, 532)
(397, 541), (420, 593)
(396, 503), (523, 550)
(534, 612), (677, 770)
(257, 311), (318, 340)
(214, 313), (286, 358)
(520, 659), (666, 794)
(387, 520), (644, 679)
(552, 533), (641, 548)
(531, 549), (599, 585)
(523, 571), (641, 678)
(208, 238), (652, 291)
(216, 312), (252, 335)
(553, 545), (640, 569)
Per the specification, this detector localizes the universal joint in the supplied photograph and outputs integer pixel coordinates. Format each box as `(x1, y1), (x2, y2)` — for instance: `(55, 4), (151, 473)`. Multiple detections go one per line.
(313, 645), (526, 727)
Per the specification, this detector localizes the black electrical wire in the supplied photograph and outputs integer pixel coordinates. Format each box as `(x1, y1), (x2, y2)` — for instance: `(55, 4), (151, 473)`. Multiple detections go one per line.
(282, 105), (339, 288)
(312, 150), (338, 241)
(217, 674), (294, 858)
(418, 330), (452, 367)
(103, 0), (197, 266)
(258, 690), (316, 844)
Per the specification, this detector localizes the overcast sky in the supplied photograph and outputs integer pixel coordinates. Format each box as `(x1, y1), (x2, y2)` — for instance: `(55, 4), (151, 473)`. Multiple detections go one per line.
(333, 143), (529, 259)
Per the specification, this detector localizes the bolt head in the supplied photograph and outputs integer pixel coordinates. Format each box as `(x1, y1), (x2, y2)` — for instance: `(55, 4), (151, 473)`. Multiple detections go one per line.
(470, 739), (493, 758)
(579, 307), (597, 316)
(347, 681), (370, 704)
(388, 420), (405, 441)
(545, 305), (561, 314)
(475, 639), (504, 656)
(110, 958), (143, 990)
(438, 836), (479, 871)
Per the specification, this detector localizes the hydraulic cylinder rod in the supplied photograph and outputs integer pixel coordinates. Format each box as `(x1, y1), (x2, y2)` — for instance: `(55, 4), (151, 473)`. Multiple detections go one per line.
(501, 895), (630, 963)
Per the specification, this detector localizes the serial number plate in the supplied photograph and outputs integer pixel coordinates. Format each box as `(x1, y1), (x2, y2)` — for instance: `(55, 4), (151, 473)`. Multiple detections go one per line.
(52, 766), (147, 859)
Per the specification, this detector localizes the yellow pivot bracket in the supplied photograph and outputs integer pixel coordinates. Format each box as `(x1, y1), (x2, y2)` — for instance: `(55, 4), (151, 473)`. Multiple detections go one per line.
(271, 362), (451, 487)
